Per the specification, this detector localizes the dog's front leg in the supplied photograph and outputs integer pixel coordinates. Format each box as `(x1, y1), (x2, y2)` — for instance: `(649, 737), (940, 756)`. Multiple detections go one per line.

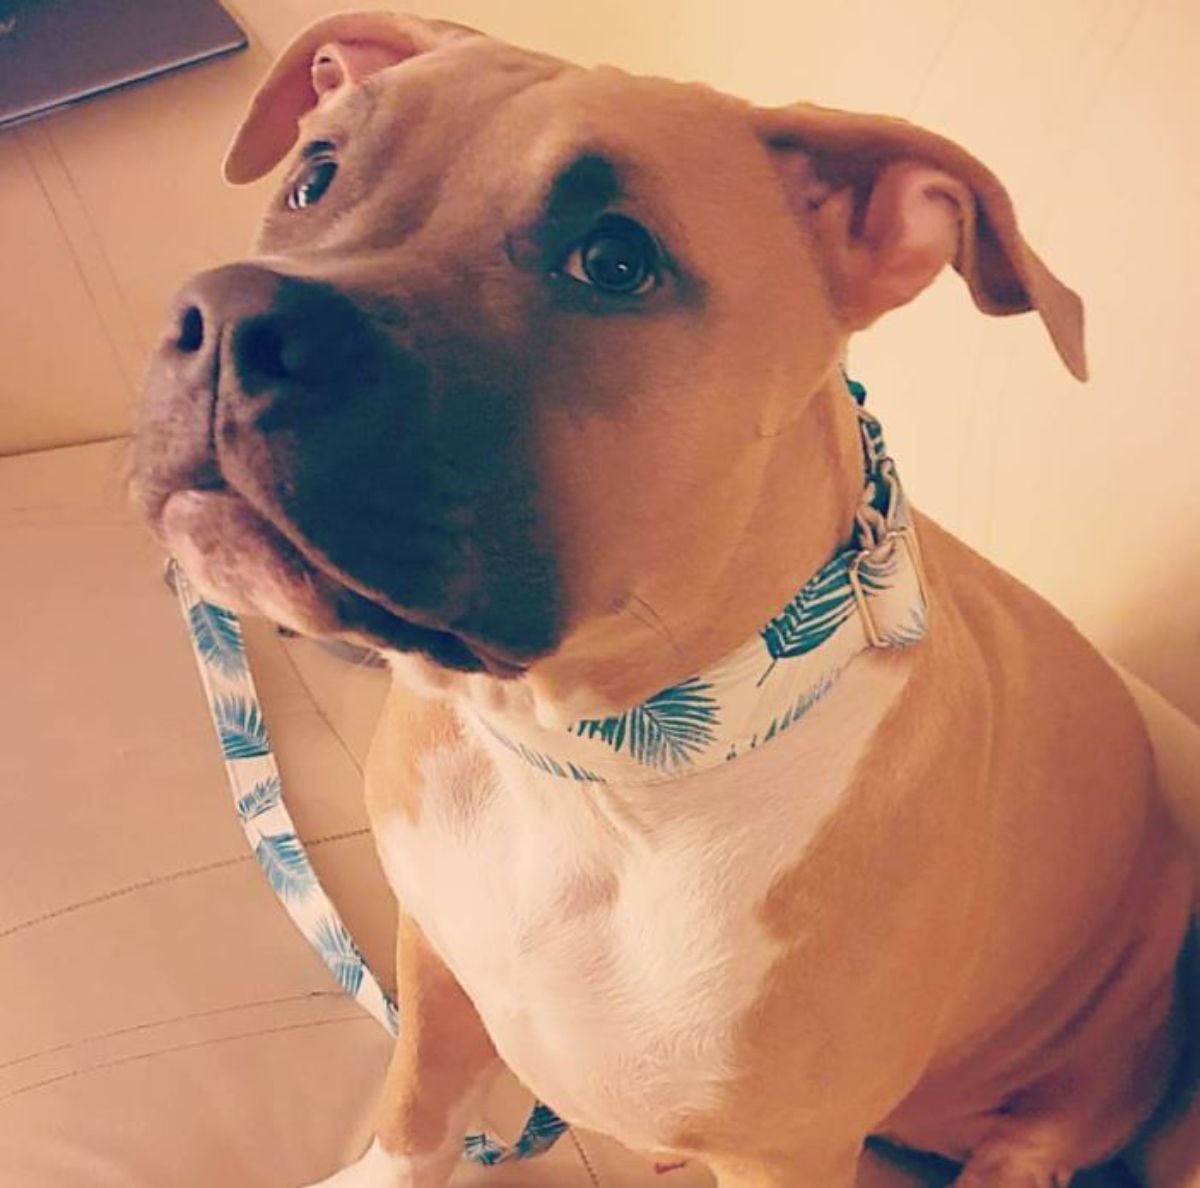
(305, 914), (500, 1188)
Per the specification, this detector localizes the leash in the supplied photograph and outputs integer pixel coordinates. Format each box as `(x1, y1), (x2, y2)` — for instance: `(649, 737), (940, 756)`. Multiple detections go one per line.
(168, 560), (568, 1165)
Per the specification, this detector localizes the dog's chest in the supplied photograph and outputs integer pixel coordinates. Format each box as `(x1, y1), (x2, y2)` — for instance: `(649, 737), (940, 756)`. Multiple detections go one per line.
(373, 658), (908, 1150)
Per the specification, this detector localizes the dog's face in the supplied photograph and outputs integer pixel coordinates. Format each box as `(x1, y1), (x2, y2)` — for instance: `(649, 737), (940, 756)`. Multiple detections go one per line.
(132, 12), (1084, 698)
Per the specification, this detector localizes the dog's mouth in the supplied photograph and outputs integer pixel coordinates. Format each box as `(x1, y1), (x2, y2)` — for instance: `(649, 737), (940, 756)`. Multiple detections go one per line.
(154, 481), (524, 676)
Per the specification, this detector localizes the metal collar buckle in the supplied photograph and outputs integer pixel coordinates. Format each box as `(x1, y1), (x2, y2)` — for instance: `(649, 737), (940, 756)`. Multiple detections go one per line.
(847, 528), (928, 649)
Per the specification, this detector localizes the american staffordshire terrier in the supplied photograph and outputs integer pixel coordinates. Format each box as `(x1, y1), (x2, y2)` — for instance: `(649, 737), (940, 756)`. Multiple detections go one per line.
(131, 12), (1194, 1187)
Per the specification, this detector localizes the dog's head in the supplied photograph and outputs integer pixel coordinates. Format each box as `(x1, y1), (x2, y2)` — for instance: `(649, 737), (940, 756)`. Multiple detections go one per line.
(132, 11), (1085, 708)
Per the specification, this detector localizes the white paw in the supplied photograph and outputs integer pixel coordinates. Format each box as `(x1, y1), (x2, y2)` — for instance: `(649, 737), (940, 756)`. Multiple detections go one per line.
(303, 1138), (455, 1188)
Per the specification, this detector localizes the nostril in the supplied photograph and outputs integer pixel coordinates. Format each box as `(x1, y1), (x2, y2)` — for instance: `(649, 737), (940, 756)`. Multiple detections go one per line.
(234, 317), (290, 387)
(176, 306), (204, 353)
(232, 315), (316, 391)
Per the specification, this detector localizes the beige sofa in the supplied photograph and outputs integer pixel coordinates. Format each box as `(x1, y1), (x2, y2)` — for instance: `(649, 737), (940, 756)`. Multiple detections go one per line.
(2, 2), (1197, 1185)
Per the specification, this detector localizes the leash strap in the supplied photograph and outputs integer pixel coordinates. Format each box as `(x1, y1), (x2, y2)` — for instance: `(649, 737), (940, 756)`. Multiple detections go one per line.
(169, 560), (567, 1164)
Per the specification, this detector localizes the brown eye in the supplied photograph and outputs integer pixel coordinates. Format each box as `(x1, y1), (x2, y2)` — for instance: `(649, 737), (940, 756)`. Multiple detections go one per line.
(286, 158), (338, 210)
(565, 215), (659, 295)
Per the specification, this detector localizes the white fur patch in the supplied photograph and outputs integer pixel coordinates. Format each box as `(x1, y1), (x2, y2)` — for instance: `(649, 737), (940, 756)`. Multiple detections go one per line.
(302, 1138), (428, 1188)
(376, 652), (912, 1152)
(301, 1066), (493, 1188)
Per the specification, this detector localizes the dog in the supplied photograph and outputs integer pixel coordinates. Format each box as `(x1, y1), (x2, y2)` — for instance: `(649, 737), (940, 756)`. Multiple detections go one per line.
(131, 12), (1195, 1187)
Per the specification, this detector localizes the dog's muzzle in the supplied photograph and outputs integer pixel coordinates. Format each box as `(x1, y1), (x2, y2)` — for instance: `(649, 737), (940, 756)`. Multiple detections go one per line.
(130, 265), (511, 673)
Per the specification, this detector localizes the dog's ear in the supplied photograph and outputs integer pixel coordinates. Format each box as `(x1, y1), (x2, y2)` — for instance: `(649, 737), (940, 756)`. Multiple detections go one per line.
(224, 11), (480, 185)
(755, 103), (1087, 380)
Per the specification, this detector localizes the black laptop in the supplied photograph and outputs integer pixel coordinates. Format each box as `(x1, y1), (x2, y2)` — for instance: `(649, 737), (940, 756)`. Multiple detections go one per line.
(0, 0), (247, 130)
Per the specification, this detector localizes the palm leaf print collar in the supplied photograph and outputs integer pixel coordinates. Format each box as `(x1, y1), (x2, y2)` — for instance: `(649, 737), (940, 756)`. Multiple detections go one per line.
(474, 376), (930, 785)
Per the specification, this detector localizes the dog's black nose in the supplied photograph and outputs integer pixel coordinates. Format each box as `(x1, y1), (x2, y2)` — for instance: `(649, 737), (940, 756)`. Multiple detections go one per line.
(165, 263), (378, 414)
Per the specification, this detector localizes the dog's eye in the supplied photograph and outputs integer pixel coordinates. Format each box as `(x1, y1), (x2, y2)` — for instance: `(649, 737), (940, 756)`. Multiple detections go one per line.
(286, 156), (338, 211)
(564, 216), (659, 295)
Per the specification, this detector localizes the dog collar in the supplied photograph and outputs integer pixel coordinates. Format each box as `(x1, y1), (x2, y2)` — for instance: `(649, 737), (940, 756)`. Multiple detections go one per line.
(474, 376), (929, 785)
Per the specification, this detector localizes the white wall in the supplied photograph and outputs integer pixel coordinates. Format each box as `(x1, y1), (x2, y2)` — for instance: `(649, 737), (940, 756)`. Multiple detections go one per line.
(3, 0), (1196, 717)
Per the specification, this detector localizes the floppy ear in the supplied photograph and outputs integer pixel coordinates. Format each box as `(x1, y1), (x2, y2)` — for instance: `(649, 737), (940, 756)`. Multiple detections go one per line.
(755, 103), (1087, 380)
(224, 11), (480, 185)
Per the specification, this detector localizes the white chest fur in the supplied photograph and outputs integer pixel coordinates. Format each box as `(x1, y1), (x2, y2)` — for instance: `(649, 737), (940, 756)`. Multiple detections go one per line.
(374, 653), (911, 1152)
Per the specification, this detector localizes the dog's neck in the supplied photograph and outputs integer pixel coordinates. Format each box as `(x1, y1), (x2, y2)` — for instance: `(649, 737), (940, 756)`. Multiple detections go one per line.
(390, 372), (928, 785)
(526, 367), (869, 718)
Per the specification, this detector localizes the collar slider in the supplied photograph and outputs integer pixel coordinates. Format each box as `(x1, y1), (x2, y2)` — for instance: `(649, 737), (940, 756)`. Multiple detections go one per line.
(848, 527), (928, 649)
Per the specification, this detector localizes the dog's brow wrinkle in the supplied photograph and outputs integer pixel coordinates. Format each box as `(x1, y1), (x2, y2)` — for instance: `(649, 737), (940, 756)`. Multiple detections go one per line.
(300, 139), (337, 160)
(521, 151), (625, 253)
(553, 153), (621, 207)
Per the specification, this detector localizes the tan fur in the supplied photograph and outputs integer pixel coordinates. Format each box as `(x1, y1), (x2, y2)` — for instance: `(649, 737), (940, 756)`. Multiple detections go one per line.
(754, 104), (1087, 380)
(360, 692), (499, 1170)
(371, 912), (497, 1157)
(673, 518), (1192, 1181)
(136, 13), (1194, 1188)
(365, 684), (464, 827)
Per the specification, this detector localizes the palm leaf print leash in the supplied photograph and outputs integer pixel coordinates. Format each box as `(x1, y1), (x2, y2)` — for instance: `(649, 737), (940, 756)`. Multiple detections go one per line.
(168, 561), (568, 1165)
